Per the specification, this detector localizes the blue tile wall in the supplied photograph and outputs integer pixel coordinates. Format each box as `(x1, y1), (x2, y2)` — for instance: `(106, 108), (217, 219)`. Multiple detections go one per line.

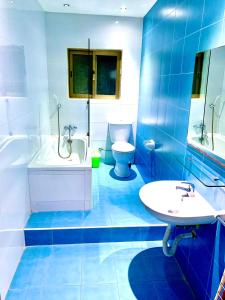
(137, 0), (225, 298)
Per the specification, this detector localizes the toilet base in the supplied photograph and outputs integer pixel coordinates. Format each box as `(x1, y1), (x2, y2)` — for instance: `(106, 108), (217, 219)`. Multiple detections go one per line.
(114, 163), (131, 178)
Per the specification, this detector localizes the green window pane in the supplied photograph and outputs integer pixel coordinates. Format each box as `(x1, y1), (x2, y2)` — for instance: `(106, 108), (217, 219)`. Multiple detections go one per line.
(73, 54), (92, 95)
(96, 55), (117, 95)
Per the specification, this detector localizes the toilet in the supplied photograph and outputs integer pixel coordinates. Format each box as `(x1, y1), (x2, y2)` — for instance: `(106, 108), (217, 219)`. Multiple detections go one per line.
(108, 120), (135, 177)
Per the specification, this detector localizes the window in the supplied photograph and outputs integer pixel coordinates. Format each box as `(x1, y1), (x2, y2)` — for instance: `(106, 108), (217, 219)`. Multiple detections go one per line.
(68, 49), (122, 99)
(192, 52), (204, 98)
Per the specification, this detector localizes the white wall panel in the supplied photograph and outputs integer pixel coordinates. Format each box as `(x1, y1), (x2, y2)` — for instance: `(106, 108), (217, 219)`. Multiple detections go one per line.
(45, 13), (142, 148)
(0, 1), (50, 298)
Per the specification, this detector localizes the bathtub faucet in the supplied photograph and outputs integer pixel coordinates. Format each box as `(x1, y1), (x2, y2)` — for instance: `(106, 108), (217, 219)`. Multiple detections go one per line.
(64, 125), (77, 142)
(193, 122), (208, 145)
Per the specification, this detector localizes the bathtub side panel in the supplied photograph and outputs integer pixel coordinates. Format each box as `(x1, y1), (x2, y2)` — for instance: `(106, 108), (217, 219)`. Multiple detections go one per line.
(28, 169), (92, 212)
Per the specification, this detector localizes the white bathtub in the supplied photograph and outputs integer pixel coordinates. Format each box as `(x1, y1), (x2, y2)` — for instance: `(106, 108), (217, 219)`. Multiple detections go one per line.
(28, 135), (92, 212)
(188, 133), (225, 161)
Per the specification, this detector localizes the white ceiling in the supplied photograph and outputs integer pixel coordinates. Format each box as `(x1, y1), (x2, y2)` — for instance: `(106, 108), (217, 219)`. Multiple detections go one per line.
(38, 0), (157, 18)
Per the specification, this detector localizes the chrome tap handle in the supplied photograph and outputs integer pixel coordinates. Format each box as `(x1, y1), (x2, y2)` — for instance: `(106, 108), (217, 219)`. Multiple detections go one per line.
(64, 125), (77, 135)
(180, 181), (195, 192)
(176, 186), (191, 192)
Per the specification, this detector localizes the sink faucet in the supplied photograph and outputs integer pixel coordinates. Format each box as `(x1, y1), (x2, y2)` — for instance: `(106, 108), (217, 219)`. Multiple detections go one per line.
(176, 182), (195, 197)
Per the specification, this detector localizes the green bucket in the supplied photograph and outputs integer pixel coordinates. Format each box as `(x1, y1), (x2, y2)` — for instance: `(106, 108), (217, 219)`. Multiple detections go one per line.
(91, 150), (101, 168)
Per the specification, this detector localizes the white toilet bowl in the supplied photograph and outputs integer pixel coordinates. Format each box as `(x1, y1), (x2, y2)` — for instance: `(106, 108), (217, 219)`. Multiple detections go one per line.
(112, 141), (135, 177)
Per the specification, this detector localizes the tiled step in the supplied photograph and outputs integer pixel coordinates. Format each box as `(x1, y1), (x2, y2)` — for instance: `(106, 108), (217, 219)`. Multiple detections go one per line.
(24, 225), (166, 246)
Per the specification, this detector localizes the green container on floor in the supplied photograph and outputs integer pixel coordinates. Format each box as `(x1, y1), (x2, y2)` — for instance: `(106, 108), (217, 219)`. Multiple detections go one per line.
(91, 150), (101, 168)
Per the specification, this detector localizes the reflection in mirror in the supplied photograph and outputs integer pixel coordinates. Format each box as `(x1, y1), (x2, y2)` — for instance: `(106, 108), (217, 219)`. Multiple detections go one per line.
(191, 51), (209, 99)
(188, 46), (225, 164)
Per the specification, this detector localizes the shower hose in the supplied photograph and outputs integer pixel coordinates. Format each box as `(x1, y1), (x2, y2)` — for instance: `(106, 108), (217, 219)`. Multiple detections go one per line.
(57, 104), (72, 159)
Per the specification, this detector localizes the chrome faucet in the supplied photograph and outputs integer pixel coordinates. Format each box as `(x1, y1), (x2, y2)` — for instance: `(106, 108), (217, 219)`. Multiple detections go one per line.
(193, 122), (206, 134)
(176, 182), (195, 197)
(193, 122), (208, 145)
(64, 125), (77, 143)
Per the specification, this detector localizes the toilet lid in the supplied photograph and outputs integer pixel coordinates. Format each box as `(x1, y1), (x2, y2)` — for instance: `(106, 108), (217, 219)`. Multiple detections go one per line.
(112, 141), (135, 152)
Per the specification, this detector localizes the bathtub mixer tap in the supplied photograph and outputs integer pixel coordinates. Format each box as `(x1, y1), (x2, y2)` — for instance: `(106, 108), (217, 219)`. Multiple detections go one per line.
(64, 125), (77, 142)
(57, 103), (75, 159)
(193, 122), (208, 145)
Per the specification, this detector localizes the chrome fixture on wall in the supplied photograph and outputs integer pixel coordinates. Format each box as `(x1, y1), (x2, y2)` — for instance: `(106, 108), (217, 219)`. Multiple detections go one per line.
(57, 103), (77, 159)
(193, 122), (208, 145)
(63, 125), (77, 142)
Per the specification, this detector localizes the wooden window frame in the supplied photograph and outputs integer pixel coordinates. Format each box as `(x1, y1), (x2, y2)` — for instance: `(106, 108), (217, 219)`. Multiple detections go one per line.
(68, 48), (122, 99)
(192, 52), (204, 99)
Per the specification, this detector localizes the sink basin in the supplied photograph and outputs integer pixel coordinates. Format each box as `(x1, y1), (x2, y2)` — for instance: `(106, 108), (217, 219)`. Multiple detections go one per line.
(139, 180), (223, 225)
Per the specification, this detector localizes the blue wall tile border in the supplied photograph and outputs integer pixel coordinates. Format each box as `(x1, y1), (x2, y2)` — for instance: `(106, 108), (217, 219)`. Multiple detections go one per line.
(24, 225), (166, 246)
(24, 230), (53, 246)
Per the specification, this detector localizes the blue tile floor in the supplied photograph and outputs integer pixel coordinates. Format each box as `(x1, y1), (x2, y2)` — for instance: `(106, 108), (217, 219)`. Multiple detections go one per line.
(6, 241), (197, 300)
(26, 164), (164, 229)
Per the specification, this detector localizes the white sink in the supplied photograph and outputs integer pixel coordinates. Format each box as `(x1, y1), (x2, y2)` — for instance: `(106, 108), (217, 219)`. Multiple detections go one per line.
(139, 180), (223, 225)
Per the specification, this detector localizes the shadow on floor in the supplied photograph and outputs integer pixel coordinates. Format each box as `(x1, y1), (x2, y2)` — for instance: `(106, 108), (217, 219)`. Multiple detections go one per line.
(128, 248), (197, 300)
(109, 167), (137, 181)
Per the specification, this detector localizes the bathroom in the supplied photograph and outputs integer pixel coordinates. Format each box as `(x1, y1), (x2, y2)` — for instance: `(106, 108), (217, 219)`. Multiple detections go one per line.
(1, 0), (225, 299)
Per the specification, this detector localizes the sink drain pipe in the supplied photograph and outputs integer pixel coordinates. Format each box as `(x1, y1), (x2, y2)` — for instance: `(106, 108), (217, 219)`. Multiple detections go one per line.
(163, 224), (196, 257)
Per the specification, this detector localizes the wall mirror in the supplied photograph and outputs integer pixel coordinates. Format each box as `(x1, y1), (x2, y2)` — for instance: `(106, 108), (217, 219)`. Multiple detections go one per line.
(188, 45), (225, 169)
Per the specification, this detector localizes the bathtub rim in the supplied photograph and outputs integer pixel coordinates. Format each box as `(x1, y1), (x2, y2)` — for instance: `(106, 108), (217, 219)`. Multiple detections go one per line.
(28, 135), (92, 171)
(187, 137), (225, 172)
(188, 133), (225, 162)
